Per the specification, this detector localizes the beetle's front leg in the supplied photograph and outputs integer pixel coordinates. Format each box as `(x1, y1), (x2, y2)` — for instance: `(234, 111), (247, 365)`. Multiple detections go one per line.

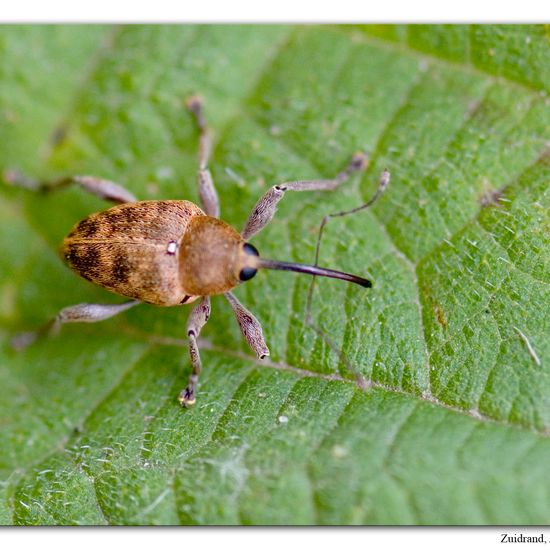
(178, 296), (211, 407)
(241, 152), (368, 240)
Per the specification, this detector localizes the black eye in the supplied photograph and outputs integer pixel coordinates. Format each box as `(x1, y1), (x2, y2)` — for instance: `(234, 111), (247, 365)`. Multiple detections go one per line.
(243, 242), (259, 257)
(239, 266), (257, 282)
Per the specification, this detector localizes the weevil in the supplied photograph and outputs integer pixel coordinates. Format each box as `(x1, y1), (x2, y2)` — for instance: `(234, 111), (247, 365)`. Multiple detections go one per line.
(5, 97), (389, 407)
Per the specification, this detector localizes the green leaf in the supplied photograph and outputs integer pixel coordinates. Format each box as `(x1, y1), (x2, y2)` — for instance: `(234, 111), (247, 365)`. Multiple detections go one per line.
(0, 24), (549, 525)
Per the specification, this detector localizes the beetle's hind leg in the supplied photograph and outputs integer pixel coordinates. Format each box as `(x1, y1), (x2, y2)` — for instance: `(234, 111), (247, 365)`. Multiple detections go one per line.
(3, 170), (137, 204)
(179, 296), (211, 408)
(12, 300), (140, 350)
(186, 95), (220, 218)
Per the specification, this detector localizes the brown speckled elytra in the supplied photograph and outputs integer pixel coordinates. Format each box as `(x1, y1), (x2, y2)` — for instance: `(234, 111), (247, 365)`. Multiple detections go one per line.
(6, 96), (390, 407)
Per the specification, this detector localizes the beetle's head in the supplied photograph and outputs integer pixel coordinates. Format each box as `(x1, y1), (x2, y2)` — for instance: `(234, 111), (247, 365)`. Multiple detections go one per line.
(179, 216), (261, 296)
(179, 216), (371, 297)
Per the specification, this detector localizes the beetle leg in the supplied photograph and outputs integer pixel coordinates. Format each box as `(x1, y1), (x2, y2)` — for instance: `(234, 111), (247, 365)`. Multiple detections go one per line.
(3, 170), (137, 204)
(241, 152), (369, 240)
(11, 300), (140, 350)
(186, 95), (220, 218)
(178, 296), (211, 408)
(224, 291), (269, 359)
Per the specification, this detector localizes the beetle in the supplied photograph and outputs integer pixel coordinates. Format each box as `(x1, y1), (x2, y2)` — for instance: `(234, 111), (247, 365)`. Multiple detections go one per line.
(5, 96), (389, 407)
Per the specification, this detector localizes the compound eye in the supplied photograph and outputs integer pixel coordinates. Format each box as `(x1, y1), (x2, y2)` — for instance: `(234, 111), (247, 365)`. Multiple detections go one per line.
(243, 242), (259, 257)
(239, 266), (258, 282)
